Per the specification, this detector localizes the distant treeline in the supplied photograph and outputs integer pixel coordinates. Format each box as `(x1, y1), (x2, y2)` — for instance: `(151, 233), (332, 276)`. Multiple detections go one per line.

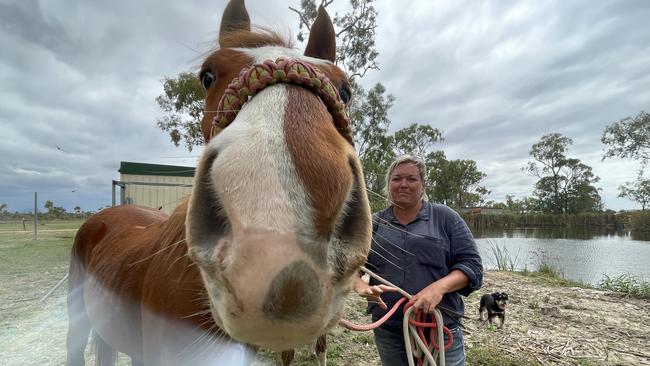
(461, 211), (650, 232)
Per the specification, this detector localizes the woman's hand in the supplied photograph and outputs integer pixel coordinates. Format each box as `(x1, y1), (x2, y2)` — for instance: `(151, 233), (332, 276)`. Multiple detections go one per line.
(411, 282), (446, 314)
(354, 278), (398, 310)
(412, 270), (469, 314)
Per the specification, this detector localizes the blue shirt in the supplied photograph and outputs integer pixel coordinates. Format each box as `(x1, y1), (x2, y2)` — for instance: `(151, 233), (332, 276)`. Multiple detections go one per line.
(367, 201), (483, 329)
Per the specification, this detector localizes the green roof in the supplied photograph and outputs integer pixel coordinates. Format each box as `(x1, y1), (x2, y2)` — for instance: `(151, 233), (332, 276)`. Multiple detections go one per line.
(119, 161), (195, 177)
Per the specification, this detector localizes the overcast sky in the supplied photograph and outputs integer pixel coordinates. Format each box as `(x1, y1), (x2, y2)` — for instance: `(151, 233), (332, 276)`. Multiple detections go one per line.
(1, 0), (648, 213)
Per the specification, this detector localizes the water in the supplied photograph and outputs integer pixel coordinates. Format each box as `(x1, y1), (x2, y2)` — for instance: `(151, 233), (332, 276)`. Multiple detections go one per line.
(473, 227), (650, 286)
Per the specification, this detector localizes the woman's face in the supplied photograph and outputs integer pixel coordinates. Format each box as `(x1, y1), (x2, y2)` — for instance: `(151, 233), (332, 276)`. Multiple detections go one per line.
(389, 163), (423, 209)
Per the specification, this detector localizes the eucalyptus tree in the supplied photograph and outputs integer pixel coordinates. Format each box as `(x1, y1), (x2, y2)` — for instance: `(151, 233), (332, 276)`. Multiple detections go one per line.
(426, 152), (489, 208)
(618, 173), (650, 211)
(524, 133), (602, 214)
(602, 111), (650, 169)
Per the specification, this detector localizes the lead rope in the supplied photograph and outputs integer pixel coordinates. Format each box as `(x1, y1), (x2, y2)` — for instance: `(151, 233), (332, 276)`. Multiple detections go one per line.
(339, 266), (450, 366)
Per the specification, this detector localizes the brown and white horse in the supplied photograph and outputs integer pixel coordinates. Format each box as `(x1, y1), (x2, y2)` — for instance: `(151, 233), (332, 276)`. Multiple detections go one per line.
(65, 1), (371, 365)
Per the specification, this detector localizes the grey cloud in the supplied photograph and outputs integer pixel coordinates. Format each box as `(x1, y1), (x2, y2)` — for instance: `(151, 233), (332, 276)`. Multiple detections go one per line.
(1, 0), (649, 212)
(0, 0), (76, 54)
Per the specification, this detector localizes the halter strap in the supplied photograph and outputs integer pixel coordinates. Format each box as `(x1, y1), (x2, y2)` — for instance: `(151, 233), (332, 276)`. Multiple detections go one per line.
(210, 58), (352, 143)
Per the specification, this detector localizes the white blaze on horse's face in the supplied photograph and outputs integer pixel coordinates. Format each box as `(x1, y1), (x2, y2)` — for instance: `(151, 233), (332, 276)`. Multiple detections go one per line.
(185, 0), (371, 351)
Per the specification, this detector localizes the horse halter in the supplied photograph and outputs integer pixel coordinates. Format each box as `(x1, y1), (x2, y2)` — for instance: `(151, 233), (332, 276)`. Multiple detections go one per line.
(211, 58), (352, 143)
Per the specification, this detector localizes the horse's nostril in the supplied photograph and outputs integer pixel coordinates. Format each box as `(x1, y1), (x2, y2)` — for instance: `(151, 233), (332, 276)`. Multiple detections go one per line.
(262, 261), (320, 321)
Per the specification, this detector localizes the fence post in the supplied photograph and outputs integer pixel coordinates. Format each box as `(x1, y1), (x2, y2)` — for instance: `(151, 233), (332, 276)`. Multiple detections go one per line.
(112, 180), (116, 207)
(33, 192), (38, 240)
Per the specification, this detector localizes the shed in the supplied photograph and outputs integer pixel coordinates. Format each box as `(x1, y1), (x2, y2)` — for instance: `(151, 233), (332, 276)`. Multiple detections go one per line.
(113, 161), (195, 214)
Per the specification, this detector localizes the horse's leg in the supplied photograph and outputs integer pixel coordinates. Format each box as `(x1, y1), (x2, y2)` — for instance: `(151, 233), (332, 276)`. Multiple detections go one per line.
(315, 335), (327, 366)
(65, 255), (91, 366)
(93, 331), (117, 366)
(281, 349), (295, 366)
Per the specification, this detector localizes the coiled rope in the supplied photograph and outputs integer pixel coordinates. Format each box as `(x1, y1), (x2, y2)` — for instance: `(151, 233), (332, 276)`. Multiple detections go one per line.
(339, 266), (453, 366)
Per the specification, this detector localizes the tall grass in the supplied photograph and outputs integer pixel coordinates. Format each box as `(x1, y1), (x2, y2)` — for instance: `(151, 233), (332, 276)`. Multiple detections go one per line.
(626, 211), (650, 231)
(530, 249), (562, 277)
(599, 274), (650, 298)
(462, 212), (623, 231)
(488, 240), (520, 271)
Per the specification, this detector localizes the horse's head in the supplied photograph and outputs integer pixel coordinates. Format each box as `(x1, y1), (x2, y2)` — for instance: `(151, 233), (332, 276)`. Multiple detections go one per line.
(185, 0), (371, 350)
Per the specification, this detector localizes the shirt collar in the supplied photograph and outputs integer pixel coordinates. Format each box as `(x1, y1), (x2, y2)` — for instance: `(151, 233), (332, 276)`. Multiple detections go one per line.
(386, 200), (430, 224)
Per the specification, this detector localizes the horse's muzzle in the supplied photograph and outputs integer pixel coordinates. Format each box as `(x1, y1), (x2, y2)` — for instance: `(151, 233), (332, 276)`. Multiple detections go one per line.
(201, 228), (339, 350)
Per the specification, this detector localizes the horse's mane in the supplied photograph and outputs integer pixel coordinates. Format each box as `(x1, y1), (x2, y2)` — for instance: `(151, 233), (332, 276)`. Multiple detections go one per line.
(161, 198), (189, 245)
(218, 27), (293, 50)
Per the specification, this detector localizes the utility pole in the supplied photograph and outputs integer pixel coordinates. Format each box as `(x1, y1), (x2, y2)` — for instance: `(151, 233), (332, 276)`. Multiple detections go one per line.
(33, 192), (38, 240)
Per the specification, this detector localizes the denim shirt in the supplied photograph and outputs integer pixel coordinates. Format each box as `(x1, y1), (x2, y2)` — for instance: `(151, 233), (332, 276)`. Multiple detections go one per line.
(367, 201), (483, 329)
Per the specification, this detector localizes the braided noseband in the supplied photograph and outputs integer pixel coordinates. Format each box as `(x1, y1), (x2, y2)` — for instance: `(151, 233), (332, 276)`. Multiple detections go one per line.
(211, 58), (352, 143)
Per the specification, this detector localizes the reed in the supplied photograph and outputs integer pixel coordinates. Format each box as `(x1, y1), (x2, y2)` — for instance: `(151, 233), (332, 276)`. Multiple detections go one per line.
(487, 240), (520, 271)
(625, 211), (650, 231)
(461, 212), (624, 231)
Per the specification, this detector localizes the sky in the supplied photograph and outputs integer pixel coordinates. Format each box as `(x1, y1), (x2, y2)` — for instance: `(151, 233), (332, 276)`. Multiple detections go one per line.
(0, 0), (648, 213)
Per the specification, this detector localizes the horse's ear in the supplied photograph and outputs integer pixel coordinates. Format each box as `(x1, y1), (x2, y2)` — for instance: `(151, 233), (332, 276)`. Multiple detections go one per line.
(304, 5), (336, 62)
(219, 0), (251, 44)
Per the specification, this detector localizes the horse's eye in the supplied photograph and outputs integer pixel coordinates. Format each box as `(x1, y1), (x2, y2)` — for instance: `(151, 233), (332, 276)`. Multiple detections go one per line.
(339, 85), (351, 104)
(201, 71), (216, 90)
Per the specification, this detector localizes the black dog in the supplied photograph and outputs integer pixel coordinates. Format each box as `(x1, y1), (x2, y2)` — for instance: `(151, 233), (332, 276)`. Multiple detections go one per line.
(479, 292), (508, 328)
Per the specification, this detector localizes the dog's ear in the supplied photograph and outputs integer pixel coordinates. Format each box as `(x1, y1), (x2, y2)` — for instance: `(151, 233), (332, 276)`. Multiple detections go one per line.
(501, 292), (508, 300)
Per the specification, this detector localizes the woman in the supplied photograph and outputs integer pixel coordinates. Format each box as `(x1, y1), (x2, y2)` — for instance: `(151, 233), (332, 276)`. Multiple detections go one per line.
(354, 154), (483, 366)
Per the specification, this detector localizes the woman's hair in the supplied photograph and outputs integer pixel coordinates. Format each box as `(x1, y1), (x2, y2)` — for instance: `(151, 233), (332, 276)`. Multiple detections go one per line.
(383, 154), (429, 202)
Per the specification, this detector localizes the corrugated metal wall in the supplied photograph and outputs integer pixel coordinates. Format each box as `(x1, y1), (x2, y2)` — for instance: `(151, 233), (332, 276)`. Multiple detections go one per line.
(120, 174), (193, 214)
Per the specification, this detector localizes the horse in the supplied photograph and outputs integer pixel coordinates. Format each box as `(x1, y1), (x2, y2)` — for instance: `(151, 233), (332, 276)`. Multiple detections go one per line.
(65, 1), (371, 365)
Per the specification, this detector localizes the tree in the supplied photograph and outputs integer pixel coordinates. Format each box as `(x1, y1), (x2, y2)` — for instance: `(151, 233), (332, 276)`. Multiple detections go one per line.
(348, 82), (396, 211)
(0, 203), (7, 219)
(559, 159), (602, 213)
(618, 174), (650, 211)
(602, 111), (650, 168)
(44, 200), (67, 219)
(155, 72), (206, 151)
(427, 154), (489, 208)
(524, 133), (602, 214)
(292, 0), (379, 79)
(504, 195), (541, 214)
(393, 123), (443, 157)
(523, 133), (572, 213)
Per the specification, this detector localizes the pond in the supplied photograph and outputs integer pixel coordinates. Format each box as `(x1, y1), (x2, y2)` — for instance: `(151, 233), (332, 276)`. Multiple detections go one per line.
(473, 227), (650, 286)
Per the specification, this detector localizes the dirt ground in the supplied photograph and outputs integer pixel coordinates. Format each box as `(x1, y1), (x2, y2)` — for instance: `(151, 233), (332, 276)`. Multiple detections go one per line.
(261, 271), (650, 366)
(1, 271), (648, 365)
(463, 271), (650, 366)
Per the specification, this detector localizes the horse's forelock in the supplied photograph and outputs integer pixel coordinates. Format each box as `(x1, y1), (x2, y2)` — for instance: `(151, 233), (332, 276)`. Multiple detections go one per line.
(218, 28), (292, 50)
